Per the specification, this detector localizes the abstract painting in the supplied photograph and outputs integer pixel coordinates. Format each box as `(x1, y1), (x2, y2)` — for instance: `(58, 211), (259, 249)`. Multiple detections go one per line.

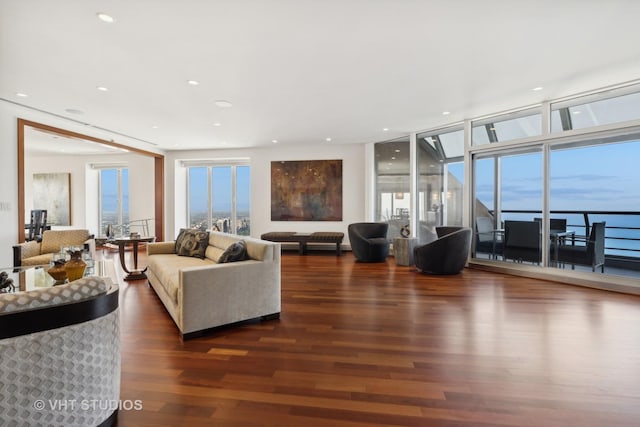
(33, 173), (71, 226)
(271, 160), (342, 221)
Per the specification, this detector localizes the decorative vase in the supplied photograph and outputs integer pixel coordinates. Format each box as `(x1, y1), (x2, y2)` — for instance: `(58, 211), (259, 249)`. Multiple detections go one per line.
(48, 259), (68, 284)
(65, 249), (87, 282)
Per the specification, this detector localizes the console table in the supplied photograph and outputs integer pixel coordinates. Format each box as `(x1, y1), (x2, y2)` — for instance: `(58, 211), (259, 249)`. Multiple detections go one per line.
(111, 236), (155, 280)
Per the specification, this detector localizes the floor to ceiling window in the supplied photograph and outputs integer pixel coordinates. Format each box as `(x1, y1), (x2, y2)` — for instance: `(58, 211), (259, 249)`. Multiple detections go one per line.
(549, 136), (640, 272)
(187, 163), (251, 235)
(468, 83), (640, 277)
(99, 167), (129, 236)
(472, 147), (543, 263)
(374, 136), (410, 240)
(370, 81), (640, 280)
(416, 127), (464, 243)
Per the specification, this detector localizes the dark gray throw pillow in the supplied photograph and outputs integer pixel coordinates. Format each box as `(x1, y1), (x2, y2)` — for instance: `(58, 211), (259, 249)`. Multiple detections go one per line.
(175, 229), (209, 259)
(219, 240), (248, 263)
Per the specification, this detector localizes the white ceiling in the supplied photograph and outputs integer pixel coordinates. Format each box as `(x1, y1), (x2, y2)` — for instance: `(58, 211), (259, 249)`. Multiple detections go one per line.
(25, 127), (130, 156)
(3, 0), (640, 153)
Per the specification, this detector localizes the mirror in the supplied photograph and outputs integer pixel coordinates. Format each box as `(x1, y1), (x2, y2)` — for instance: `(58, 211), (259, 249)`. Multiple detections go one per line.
(17, 119), (164, 242)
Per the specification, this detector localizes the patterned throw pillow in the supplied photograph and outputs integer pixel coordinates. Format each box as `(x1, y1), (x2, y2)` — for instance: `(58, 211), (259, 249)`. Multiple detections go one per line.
(218, 240), (248, 263)
(175, 229), (209, 259)
(174, 228), (187, 253)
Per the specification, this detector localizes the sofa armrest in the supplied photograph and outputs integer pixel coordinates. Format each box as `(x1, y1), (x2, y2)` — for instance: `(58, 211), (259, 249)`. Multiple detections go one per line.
(13, 241), (41, 267)
(179, 260), (281, 334)
(147, 241), (176, 255)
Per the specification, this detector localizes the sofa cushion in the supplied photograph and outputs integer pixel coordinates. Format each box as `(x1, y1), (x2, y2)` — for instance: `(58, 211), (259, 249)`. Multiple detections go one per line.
(205, 245), (225, 262)
(21, 253), (55, 266)
(19, 241), (42, 260)
(147, 254), (214, 303)
(40, 229), (90, 254)
(219, 240), (248, 263)
(175, 229), (209, 259)
(0, 276), (109, 314)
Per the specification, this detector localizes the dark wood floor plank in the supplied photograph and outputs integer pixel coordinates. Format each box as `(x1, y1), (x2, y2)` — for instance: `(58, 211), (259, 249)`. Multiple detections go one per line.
(107, 250), (640, 426)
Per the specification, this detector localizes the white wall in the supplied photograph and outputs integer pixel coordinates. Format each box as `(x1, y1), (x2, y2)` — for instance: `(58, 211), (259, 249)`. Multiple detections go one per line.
(0, 102), (19, 267)
(26, 153), (155, 235)
(164, 144), (366, 241)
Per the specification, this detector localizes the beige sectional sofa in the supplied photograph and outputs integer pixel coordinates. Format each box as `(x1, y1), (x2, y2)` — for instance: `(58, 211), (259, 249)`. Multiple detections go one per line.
(146, 231), (281, 338)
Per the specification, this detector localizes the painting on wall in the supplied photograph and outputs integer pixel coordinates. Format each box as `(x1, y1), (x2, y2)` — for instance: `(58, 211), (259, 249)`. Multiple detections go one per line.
(33, 173), (71, 226)
(271, 160), (342, 221)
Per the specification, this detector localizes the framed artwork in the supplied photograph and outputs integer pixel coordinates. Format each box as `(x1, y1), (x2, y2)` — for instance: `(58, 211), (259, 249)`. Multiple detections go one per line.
(271, 160), (342, 221)
(33, 173), (71, 226)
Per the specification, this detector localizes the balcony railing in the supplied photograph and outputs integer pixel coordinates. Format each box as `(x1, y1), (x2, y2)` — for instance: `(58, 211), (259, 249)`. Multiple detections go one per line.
(492, 210), (640, 271)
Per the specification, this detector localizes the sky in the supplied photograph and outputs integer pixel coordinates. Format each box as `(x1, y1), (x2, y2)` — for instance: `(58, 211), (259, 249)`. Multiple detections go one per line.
(476, 139), (640, 213)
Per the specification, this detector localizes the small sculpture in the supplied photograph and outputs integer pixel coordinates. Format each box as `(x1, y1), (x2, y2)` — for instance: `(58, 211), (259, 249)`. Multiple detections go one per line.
(400, 224), (410, 238)
(0, 271), (15, 292)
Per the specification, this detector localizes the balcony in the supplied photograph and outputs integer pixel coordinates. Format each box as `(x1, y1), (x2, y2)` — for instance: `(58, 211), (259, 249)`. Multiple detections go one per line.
(475, 209), (640, 278)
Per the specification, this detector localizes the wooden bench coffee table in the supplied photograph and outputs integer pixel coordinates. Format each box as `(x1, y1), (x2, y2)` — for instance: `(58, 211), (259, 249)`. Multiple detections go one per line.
(261, 232), (344, 255)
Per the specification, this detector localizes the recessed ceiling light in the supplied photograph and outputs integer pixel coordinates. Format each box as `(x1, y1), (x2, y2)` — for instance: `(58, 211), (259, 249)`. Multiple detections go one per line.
(325, 137), (332, 142)
(382, 128), (389, 131)
(187, 80), (200, 86)
(442, 111), (450, 116)
(151, 125), (159, 129)
(212, 122), (221, 127)
(272, 140), (278, 144)
(97, 12), (115, 23)
(65, 108), (84, 115)
(394, 149), (400, 153)
(532, 86), (544, 91)
(15, 92), (28, 97)
(215, 100), (233, 108)
(391, 156), (396, 160)
(96, 86), (109, 92)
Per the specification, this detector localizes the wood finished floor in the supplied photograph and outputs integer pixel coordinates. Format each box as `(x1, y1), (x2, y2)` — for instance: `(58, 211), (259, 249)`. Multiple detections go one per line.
(106, 249), (640, 427)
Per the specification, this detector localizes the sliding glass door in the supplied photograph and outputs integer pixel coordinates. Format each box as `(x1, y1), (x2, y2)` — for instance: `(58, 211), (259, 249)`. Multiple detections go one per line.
(472, 148), (543, 264)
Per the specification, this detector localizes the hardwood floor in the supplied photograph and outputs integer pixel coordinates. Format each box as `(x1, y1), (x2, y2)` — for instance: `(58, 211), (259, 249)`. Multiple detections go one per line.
(105, 249), (640, 426)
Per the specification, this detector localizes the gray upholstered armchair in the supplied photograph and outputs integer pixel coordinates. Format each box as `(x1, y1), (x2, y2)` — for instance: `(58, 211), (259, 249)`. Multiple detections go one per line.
(348, 222), (390, 262)
(414, 226), (472, 274)
(0, 276), (120, 426)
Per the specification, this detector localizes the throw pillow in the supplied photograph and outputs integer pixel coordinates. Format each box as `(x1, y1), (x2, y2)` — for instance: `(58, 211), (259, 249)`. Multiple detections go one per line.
(175, 229), (209, 259)
(218, 240), (248, 263)
(174, 228), (187, 253)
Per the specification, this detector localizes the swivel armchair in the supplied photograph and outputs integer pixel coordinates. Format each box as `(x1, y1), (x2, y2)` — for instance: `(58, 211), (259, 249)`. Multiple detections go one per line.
(348, 222), (390, 262)
(413, 226), (472, 274)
